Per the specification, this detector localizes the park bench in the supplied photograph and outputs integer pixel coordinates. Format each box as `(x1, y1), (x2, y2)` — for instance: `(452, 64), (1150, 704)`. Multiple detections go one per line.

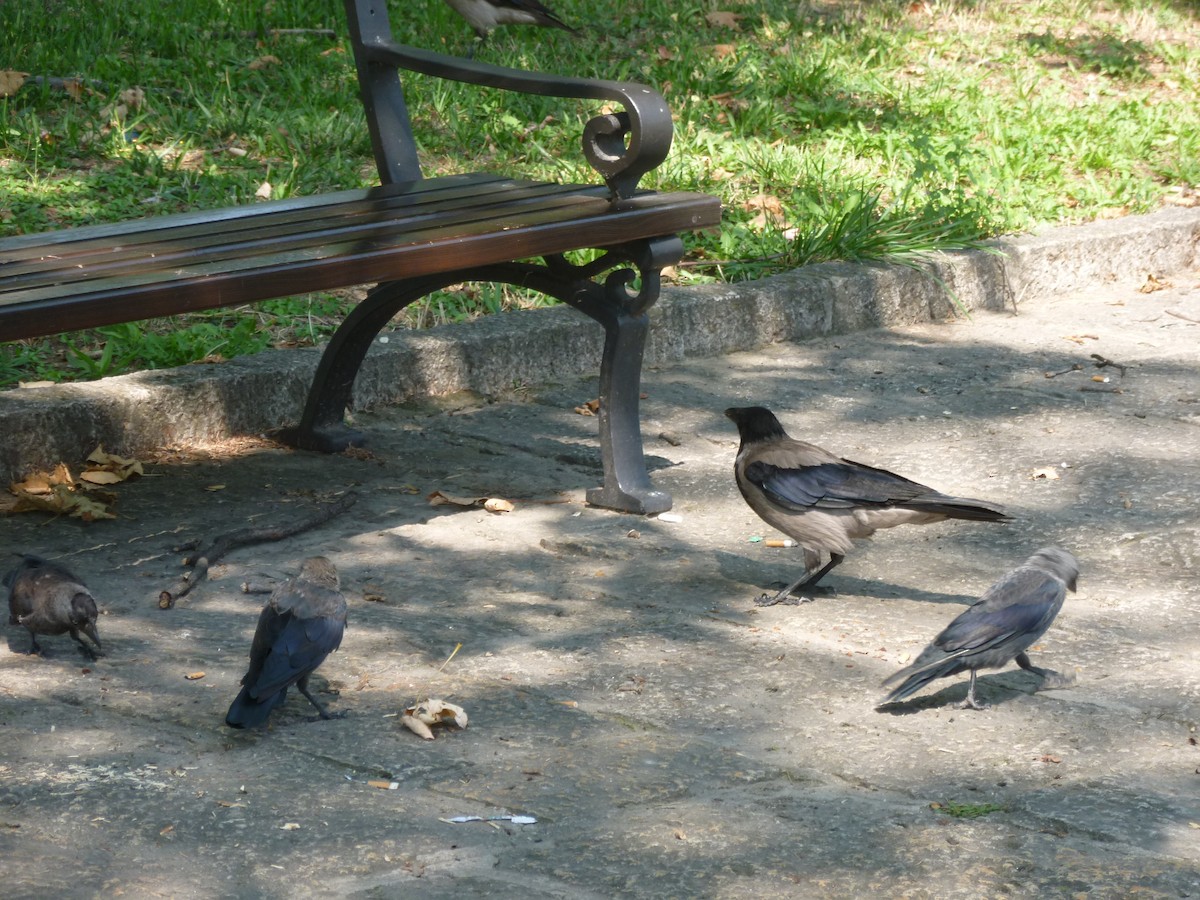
(0, 0), (721, 514)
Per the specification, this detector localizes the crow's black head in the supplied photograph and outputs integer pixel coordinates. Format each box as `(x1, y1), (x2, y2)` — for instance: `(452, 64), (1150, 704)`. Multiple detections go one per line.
(725, 406), (788, 443)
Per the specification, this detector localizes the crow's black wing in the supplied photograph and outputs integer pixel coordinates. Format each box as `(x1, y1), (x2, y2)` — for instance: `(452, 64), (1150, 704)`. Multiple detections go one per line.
(934, 571), (1065, 655)
(744, 459), (928, 511)
(246, 612), (346, 700)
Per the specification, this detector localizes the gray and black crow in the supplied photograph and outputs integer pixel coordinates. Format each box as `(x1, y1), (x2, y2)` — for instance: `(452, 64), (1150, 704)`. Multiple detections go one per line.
(5, 554), (102, 659)
(444, 0), (578, 52)
(225, 556), (347, 729)
(880, 547), (1078, 710)
(726, 406), (1010, 605)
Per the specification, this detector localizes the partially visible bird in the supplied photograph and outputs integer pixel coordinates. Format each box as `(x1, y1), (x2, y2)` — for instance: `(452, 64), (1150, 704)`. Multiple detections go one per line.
(444, 0), (579, 54)
(5, 554), (102, 659)
(880, 547), (1078, 710)
(725, 406), (1011, 605)
(225, 556), (348, 729)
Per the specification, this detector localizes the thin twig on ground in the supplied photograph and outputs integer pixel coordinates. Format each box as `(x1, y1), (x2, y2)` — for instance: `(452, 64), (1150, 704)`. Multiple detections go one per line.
(158, 491), (358, 608)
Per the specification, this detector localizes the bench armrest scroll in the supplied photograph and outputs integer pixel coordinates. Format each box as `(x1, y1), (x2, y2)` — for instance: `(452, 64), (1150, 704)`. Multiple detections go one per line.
(358, 39), (673, 200)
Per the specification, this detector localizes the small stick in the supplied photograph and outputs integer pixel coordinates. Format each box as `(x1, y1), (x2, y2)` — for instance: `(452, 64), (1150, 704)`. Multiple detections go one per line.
(159, 491), (358, 607)
(1089, 353), (1127, 377)
(1045, 363), (1083, 379)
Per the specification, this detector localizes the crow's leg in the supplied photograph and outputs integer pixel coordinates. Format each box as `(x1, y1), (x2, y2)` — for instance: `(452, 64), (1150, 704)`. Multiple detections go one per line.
(297, 675), (344, 721)
(958, 670), (990, 710)
(25, 630), (43, 656)
(1017, 652), (1073, 690)
(757, 553), (844, 606)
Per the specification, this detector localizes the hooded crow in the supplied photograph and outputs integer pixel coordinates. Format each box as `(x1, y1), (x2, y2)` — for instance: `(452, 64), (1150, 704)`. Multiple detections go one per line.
(5, 554), (102, 659)
(726, 406), (1010, 605)
(225, 556), (347, 728)
(880, 547), (1078, 710)
(444, 0), (578, 53)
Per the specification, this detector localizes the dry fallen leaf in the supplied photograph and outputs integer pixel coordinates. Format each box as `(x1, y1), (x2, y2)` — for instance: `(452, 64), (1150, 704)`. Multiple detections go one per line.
(248, 55), (282, 71)
(85, 445), (144, 482)
(60, 78), (86, 101)
(255, 181), (273, 201)
(281, 822), (300, 830)
(79, 470), (123, 485)
(401, 714), (436, 740)
(483, 497), (514, 513)
(6, 463), (119, 520)
(1038, 754), (1062, 764)
(0, 69), (28, 98)
(184, 672), (206, 681)
(743, 193), (787, 231)
(402, 699), (469, 739)
(705, 10), (743, 29)
(1031, 467), (1060, 480)
(1138, 273), (1172, 293)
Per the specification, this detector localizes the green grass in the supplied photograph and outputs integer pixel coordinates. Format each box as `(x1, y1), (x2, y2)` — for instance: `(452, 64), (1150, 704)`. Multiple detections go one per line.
(2, 0), (1198, 384)
(932, 801), (1008, 819)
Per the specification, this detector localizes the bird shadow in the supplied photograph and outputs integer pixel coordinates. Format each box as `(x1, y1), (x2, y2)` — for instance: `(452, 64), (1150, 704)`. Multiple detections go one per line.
(714, 551), (975, 607)
(874, 672), (1046, 715)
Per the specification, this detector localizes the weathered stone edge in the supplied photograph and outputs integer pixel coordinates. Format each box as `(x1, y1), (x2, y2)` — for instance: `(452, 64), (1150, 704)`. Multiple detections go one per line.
(2, 207), (1197, 484)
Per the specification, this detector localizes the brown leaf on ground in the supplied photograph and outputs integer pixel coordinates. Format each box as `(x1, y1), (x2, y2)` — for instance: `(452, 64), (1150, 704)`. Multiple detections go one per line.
(0, 70), (28, 97)
(5, 464), (119, 520)
(743, 193), (787, 231)
(82, 445), (143, 484)
(1138, 273), (1172, 293)
(401, 715), (436, 740)
(706, 11), (743, 29)
(403, 699), (469, 739)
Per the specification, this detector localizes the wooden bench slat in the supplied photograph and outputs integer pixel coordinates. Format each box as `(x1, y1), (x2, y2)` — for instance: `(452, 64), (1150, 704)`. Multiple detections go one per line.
(0, 177), (590, 270)
(0, 190), (719, 340)
(0, 173), (505, 254)
(0, 179), (612, 289)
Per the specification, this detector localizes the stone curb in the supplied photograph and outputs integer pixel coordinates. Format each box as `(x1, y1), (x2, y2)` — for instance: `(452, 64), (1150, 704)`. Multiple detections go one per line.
(2, 207), (1197, 484)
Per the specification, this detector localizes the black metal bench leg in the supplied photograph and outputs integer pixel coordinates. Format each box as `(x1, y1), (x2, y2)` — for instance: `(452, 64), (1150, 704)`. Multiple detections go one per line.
(586, 305), (671, 515)
(280, 244), (677, 515)
(279, 275), (447, 452)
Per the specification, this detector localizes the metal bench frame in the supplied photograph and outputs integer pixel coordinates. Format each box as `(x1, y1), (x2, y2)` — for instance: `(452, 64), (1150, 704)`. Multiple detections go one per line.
(0, 0), (721, 513)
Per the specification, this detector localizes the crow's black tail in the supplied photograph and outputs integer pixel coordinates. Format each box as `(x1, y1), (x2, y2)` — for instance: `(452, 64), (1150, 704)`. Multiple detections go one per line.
(225, 685), (286, 729)
(905, 494), (1011, 523)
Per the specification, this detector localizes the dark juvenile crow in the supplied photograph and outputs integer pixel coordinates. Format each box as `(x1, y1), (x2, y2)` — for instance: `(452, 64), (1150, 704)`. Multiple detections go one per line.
(5, 554), (102, 659)
(726, 406), (1010, 605)
(444, 0), (578, 51)
(880, 547), (1078, 710)
(225, 556), (347, 729)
